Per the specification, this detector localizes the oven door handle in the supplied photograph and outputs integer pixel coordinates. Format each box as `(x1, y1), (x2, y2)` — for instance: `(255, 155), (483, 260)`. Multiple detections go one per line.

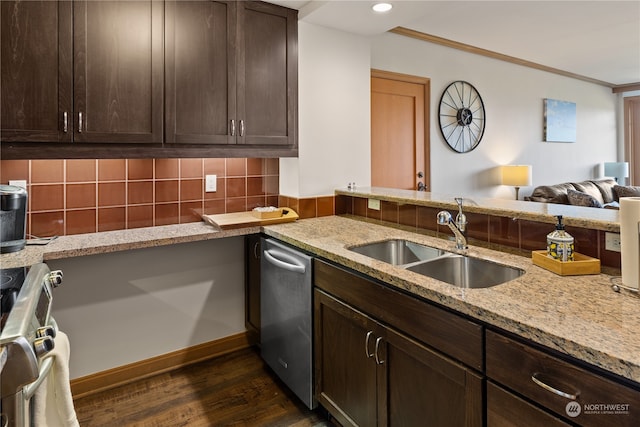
(23, 355), (55, 400)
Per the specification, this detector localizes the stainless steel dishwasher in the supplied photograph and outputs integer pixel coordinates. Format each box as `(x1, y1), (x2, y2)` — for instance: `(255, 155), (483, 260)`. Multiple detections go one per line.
(260, 237), (315, 409)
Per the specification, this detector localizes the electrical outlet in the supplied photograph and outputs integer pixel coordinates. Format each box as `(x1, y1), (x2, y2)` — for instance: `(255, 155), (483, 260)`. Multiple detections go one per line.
(205, 175), (217, 192)
(9, 180), (27, 189)
(605, 232), (621, 252)
(368, 198), (380, 211)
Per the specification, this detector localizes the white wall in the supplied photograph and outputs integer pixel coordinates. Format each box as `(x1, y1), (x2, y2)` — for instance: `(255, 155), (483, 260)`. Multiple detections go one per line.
(371, 32), (617, 198)
(48, 238), (245, 379)
(285, 25), (619, 200)
(280, 22), (371, 198)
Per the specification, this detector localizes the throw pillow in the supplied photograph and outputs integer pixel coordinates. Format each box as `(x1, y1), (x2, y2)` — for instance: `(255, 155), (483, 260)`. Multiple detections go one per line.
(571, 181), (606, 204)
(566, 189), (603, 208)
(613, 185), (640, 200)
(589, 179), (616, 203)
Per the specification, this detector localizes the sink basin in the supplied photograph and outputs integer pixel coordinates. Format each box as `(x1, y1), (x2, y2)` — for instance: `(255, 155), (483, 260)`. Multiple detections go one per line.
(348, 239), (449, 266)
(406, 255), (524, 288)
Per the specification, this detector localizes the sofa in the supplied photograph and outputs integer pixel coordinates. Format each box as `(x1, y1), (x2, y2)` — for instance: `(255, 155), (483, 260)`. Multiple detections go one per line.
(524, 178), (640, 208)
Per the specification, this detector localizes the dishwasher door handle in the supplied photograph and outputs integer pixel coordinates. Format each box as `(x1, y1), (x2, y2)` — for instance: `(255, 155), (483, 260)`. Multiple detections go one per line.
(263, 248), (307, 274)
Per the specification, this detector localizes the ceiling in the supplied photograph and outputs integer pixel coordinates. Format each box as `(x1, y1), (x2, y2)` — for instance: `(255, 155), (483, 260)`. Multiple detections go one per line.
(266, 1), (640, 88)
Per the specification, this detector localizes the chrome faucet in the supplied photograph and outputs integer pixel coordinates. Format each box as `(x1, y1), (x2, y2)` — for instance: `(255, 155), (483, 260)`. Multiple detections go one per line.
(437, 197), (468, 250)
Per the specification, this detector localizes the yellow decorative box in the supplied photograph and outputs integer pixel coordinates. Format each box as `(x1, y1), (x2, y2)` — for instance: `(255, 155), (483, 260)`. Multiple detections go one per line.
(531, 250), (600, 276)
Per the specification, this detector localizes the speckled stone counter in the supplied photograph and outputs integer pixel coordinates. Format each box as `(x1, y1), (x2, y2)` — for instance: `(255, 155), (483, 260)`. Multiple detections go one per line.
(0, 222), (259, 269)
(262, 215), (639, 384)
(336, 187), (620, 231)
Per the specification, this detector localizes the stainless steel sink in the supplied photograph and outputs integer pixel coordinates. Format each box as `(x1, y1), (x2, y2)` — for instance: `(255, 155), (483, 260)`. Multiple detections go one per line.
(348, 239), (449, 266)
(406, 255), (524, 288)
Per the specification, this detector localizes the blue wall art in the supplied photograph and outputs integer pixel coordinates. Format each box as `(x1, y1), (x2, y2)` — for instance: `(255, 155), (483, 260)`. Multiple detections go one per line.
(543, 99), (577, 143)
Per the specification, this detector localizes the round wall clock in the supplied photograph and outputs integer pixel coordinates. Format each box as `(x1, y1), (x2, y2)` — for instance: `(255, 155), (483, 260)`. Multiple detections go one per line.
(438, 81), (486, 153)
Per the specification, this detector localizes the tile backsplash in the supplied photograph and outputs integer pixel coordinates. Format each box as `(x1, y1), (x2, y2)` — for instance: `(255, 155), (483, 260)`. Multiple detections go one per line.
(336, 194), (622, 271)
(1, 158), (281, 237)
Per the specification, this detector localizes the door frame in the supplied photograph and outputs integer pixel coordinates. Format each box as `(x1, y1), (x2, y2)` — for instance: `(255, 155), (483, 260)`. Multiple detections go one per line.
(371, 69), (431, 191)
(624, 95), (640, 185)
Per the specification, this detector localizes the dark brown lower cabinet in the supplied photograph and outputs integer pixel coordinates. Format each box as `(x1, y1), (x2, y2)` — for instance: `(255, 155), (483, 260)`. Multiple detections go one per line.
(315, 289), (483, 427)
(309, 258), (640, 427)
(486, 330), (640, 427)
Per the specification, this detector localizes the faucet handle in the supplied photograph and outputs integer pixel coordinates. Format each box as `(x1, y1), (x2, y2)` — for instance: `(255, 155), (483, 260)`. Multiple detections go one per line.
(437, 210), (452, 225)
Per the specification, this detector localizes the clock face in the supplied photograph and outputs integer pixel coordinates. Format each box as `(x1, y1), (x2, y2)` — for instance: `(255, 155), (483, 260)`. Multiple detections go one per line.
(438, 81), (486, 153)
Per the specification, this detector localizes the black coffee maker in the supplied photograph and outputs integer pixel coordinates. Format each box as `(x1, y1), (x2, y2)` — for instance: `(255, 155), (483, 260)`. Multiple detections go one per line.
(1, 185), (28, 253)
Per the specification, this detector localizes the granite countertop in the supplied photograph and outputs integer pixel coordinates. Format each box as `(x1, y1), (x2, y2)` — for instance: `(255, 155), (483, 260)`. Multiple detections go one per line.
(337, 187), (620, 232)
(2, 211), (636, 385)
(0, 222), (259, 269)
(262, 215), (640, 384)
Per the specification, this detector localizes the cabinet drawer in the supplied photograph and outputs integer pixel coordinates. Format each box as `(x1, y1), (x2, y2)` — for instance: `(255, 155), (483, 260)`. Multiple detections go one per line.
(314, 259), (483, 370)
(487, 381), (570, 427)
(486, 330), (640, 427)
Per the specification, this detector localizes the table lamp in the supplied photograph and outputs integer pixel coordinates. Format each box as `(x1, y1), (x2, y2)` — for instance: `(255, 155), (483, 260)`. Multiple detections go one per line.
(501, 165), (532, 200)
(604, 162), (629, 184)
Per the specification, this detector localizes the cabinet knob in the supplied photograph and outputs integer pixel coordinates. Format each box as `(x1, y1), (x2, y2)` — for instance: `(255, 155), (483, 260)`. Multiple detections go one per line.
(230, 119), (236, 136)
(78, 112), (83, 133)
(63, 112), (68, 133)
(239, 120), (245, 137)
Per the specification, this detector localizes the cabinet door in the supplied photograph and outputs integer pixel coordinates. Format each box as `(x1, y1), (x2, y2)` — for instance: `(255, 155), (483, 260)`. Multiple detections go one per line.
(382, 325), (484, 427)
(73, 1), (163, 143)
(237, 1), (297, 147)
(315, 289), (378, 427)
(164, 0), (236, 144)
(1, 1), (72, 142)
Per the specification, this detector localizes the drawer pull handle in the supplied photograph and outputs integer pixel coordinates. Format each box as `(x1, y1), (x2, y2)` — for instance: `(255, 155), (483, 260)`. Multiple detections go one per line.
(531, 373), (580, 400)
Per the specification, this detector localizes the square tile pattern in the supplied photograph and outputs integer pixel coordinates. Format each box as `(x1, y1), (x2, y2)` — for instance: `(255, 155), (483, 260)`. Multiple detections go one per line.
(2, 158), (298, 236)
(1, 158), (336, 237)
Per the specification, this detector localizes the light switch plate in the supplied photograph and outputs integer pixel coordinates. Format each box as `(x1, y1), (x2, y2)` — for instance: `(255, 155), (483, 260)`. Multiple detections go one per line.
(205, 175), (217, 192)
(605, 232), (621, 252)
(368, 199), (381, 210)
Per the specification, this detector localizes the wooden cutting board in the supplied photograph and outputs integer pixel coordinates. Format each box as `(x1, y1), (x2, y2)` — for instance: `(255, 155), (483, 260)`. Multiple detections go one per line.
(202, 208), (299, 230)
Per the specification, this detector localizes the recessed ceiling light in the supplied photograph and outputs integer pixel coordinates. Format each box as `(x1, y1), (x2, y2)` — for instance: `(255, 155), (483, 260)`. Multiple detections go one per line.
(372, 3), (392, 13)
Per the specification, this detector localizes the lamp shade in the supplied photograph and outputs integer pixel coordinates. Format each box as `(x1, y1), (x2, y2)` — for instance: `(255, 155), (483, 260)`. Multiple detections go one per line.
(501, 165), (532, 187)
(604, 162), (629, 182)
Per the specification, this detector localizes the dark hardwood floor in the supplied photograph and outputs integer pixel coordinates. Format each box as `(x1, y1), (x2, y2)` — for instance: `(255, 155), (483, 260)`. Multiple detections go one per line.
(73, 347), (333, 427)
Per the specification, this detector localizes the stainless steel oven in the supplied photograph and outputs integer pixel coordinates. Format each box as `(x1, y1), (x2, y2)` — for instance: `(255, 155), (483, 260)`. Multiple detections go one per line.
(0, 263), (63, 427)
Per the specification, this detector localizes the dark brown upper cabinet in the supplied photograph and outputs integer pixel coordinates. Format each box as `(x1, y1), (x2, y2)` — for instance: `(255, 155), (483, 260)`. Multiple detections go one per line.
(73, 1), (164, 143)
(1, 0), (297, 159)
(164, 0), (298, 148)
(1, 1), (163, 146)
(1, 1), (72, 143)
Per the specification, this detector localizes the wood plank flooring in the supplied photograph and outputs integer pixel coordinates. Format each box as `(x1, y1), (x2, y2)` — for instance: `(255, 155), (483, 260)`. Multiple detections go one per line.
(73, 347), (334, 427)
